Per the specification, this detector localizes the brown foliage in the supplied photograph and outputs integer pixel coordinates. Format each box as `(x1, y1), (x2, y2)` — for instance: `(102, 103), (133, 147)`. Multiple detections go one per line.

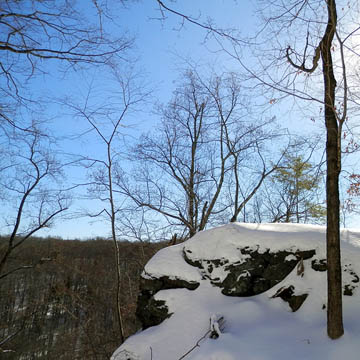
(0, 236), (166, 359)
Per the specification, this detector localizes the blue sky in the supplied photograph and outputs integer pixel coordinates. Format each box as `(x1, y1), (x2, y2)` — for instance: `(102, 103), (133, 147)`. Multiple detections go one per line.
(4, 0), (359, 239)
(36, 0), (260, 239)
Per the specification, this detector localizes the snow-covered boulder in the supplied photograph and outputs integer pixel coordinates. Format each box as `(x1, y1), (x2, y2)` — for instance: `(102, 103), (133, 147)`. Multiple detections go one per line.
(112, 223), (360, 360)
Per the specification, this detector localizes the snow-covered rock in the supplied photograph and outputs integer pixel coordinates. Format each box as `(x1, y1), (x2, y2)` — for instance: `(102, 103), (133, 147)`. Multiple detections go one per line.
(112, 223), (360, 360)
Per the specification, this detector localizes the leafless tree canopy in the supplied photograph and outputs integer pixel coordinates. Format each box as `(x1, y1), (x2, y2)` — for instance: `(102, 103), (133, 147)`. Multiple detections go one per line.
(118, 69), (283, 239)
(0, 124), (69, 280)
(151, 0), (360, 340)
(0, 0), (134, 129)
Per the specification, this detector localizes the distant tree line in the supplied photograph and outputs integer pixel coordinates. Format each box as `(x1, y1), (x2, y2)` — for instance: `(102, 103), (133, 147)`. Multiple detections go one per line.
(0, 236), (166, 359)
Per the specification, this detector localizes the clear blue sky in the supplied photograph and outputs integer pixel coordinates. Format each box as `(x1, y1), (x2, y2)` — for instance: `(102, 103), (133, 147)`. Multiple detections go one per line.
(35, 0), (260, 239)
(7, 0), (359, 239)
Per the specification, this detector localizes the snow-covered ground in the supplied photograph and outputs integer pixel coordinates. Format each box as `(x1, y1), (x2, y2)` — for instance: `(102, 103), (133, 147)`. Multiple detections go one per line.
(112, 223), (360, 360)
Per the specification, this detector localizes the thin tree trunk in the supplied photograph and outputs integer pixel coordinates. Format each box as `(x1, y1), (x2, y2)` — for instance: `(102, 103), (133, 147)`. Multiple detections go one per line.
(321, 0), (344, 340)
(108, 146), (125, 343)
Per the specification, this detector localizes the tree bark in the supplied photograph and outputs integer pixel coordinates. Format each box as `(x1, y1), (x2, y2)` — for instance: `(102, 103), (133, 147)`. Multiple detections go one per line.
(321, 0), (344, 340)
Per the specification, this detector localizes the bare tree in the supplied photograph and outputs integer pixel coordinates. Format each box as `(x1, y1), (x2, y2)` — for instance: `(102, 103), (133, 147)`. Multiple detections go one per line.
(0, 0), (134, 131)
(196, 71), (283, 223)
(66, 67), (147, 343)
(0, 0), (135, 343)
(0, 0), (134, 285)
(256, 0), (355, 340)
(223, 119), (283, 223)
(153, 0), (360, 340)
(120, 69), (279, 238)
(0, 125), (69, 280)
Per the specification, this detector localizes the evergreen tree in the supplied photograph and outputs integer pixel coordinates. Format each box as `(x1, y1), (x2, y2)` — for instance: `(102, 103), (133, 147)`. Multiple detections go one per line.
(269, 155), (326, 223)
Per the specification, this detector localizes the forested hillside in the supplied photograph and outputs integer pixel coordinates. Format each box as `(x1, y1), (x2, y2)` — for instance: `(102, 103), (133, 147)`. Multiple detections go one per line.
(0, 237), (166, 359)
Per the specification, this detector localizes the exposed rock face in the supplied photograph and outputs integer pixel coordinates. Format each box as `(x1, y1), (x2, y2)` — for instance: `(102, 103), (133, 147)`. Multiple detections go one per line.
(136, 246), (317, 329)
(343, 263), (360, 296)
(272, 285), (308, 312)
(136, 276), (200, 329)
(112, 224), (360, 360)
(136, 297), (170, 329)
(183, 247), (316, 297)
(135, 223), (360, 331)
(311, 258), (327, 271)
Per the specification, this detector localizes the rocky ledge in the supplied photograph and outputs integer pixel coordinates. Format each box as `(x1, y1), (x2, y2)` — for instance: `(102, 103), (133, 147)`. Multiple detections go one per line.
(136, 223), (359, 329)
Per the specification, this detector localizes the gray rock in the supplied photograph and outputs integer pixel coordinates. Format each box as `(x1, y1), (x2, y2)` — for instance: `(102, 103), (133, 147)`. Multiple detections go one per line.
(343, 263), (359, 296)
(311, 259), (327, 271)
(136, 246), (317, 328)
(136, 296), (171, 329)
(271, 285), (308, 312)
(344, 284), (355, 296)
(184, 247), (315, 297)
(136, 275), (199, 329)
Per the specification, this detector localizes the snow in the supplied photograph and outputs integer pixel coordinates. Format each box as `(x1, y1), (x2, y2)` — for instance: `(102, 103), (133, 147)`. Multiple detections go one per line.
(285, 254), (298, 261)
(142, 242), (202, 283)
(111, 223), (360, 360)
(184, 223), (328, 261)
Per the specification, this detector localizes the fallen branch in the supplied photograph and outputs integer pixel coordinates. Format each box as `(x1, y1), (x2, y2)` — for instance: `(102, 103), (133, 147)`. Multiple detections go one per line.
(178, 315), (225, 359)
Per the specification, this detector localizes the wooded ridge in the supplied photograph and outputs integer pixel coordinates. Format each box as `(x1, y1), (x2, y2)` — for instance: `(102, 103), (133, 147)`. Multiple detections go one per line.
(0, 236), (166, 359)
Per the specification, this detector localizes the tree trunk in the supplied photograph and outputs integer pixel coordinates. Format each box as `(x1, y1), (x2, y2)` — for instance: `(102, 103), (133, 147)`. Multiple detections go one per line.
(321, 0), (344, 340)
(108, 148), (125, 343)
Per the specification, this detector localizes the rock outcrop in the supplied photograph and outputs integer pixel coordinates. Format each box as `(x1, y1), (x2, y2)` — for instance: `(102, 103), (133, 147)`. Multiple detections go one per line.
(135, 223), (360, 330)
(271, 285), (308, 312)
(136, 244), (317, 328)
(112, 223), (360, 360)
(183, 247), (315, 297)
(136, 275), (200, 329)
